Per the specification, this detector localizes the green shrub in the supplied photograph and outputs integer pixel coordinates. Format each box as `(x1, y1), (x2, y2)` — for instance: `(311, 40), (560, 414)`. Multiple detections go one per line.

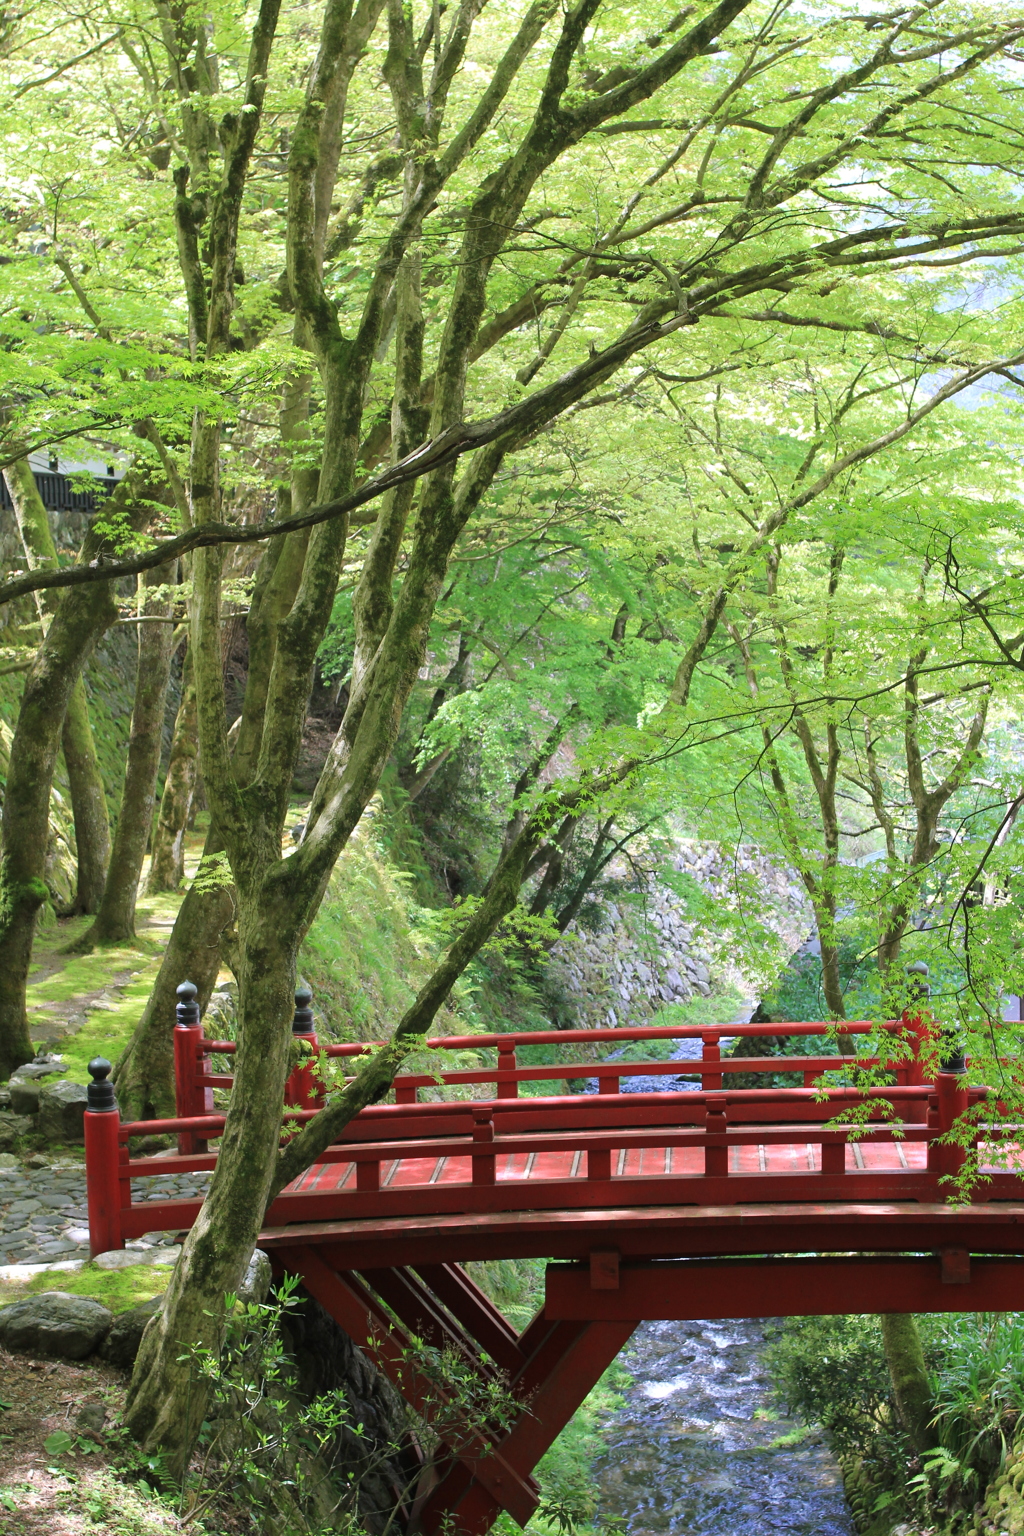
(764, 1311), (1024, 1531)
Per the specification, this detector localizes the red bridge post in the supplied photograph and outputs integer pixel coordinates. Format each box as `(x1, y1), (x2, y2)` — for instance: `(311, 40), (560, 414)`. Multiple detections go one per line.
(701, 1030), (722, 1091)
(285, 986), (324, 1111)
(496, 1043), (518, 1098)
(472, 1108), (496, 1186)
(84, 1058), (123, 1258)
(904, 958), (934, 1085)
(174, 980), (210, 1154)
(704, 1094), (728, 1176)
(933, 1069), (970, 1179)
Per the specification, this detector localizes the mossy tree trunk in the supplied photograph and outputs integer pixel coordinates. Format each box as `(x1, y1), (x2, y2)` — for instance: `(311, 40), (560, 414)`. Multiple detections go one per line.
(113, 847), (235, 1120)
(0, 529), (123, 1076)
(61, 679), (111, 914)
(78, 565), (177, 947)
(146, 640), (197, 895)
(880, 1313), (938, 1458)
(3, 456), (111, 916)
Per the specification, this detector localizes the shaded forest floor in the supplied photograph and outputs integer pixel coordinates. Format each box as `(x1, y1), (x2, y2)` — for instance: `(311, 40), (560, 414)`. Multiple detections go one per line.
(0, 1347), (179, 1536)
(24, 827), (207, 1083)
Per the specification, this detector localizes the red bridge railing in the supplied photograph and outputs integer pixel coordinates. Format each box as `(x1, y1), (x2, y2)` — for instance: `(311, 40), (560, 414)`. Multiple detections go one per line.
(84, 983), (1006, 1259)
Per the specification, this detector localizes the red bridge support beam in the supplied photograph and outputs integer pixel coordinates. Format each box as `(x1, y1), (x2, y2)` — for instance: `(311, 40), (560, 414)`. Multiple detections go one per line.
(272, 1247), (634, 1536)
(416, 1314), (632, 1536)
(545, 1254), (1024, 1321)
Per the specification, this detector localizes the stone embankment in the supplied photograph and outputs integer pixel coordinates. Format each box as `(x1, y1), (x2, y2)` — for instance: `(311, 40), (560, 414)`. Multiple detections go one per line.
(550, 840), (809, 1027)
(966, 1445), (1024, 1536)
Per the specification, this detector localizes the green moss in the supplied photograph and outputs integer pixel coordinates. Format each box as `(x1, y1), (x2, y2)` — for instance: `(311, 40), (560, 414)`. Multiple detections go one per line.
(25, 888), (191, 1079)
(299, 815), (466, 1043)
(0, 1258), (171, 1312)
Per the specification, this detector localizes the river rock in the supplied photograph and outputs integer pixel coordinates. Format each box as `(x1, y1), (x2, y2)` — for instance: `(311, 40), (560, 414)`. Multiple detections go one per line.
(0, 1291), (112, 1358)
(99, 1296), (163, 1368)
(0, 1111), (31, 1151)
(37, 1080), (88, 1142)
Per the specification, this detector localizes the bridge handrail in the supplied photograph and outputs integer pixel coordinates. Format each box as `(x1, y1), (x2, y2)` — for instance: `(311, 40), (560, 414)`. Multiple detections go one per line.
(174, 997), (932, 1131)
(117, 1080), (951, 1146)
(190, 1054), (895, 1091)
(192, 1016), (915, 1058)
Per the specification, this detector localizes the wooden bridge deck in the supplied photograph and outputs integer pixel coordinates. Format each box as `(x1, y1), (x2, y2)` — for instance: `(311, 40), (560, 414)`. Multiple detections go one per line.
(286, 1134), (929, 1188)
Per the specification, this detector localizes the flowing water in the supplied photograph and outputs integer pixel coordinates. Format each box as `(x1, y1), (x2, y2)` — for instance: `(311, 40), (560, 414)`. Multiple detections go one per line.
(589, 1024), (856, 1534)
(595, 1316), (855, 1536)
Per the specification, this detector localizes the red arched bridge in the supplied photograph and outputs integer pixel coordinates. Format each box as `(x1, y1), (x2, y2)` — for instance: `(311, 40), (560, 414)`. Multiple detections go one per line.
(83, 986), (1024, 1535)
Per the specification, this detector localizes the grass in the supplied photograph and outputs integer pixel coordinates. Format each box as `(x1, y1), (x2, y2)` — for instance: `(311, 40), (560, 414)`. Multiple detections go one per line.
(0, 1258), (173, 1312)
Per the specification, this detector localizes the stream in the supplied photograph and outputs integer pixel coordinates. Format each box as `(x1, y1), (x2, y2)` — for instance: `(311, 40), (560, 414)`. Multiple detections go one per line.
(594, 1316), (854, 1536)
(589, 1024), (856, 1534)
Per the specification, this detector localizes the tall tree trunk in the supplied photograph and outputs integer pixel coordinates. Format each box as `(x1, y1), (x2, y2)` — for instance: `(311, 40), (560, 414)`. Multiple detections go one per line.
(61, 678), (111, 914)
(880, 1313), (937, 1457)
(113, 830), (235, 1120)
(77, 567), (176, 947)
(3, 456), (111, 914)
(146, 644), (198, 894)
(124, 899), (295, 1469)
(0, 558), (119, 1076)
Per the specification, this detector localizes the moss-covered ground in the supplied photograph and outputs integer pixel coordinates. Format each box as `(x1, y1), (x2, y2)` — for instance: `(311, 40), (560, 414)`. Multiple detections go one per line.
(0, 1258), (171, 1312)
(27, 901), (186, 1074)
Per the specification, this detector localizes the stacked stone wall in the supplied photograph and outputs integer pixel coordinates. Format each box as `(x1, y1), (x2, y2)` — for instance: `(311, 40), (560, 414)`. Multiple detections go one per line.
(549, 839), (809, 1027)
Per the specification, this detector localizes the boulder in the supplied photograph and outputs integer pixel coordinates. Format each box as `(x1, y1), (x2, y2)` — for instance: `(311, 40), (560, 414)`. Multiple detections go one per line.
(204, 990), (237, 1034)
(93, 1247), (178, 1270)
(237, 1249), (272, 1306)
(76, 1401), (107, 1434)
(99, 1296), (163, 1369)
(0, 1291), (112, 1358)
(9, 1079), (40, 1116)
(11, 1058), (67, 1081)
(37, 1079), (88, 1143)
(0, 1111), (31, 1151)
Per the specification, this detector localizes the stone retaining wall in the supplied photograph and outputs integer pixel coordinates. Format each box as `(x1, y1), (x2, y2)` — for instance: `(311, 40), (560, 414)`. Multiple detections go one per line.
(549, 840), (809, 1027)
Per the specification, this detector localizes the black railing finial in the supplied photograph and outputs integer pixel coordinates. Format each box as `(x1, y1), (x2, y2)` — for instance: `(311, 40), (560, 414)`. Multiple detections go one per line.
(87, 1057), (117, 1112)
(176, 979), (200, 1028)
(905, 960), (930, 1004)
(292, 984), (314, 1034)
